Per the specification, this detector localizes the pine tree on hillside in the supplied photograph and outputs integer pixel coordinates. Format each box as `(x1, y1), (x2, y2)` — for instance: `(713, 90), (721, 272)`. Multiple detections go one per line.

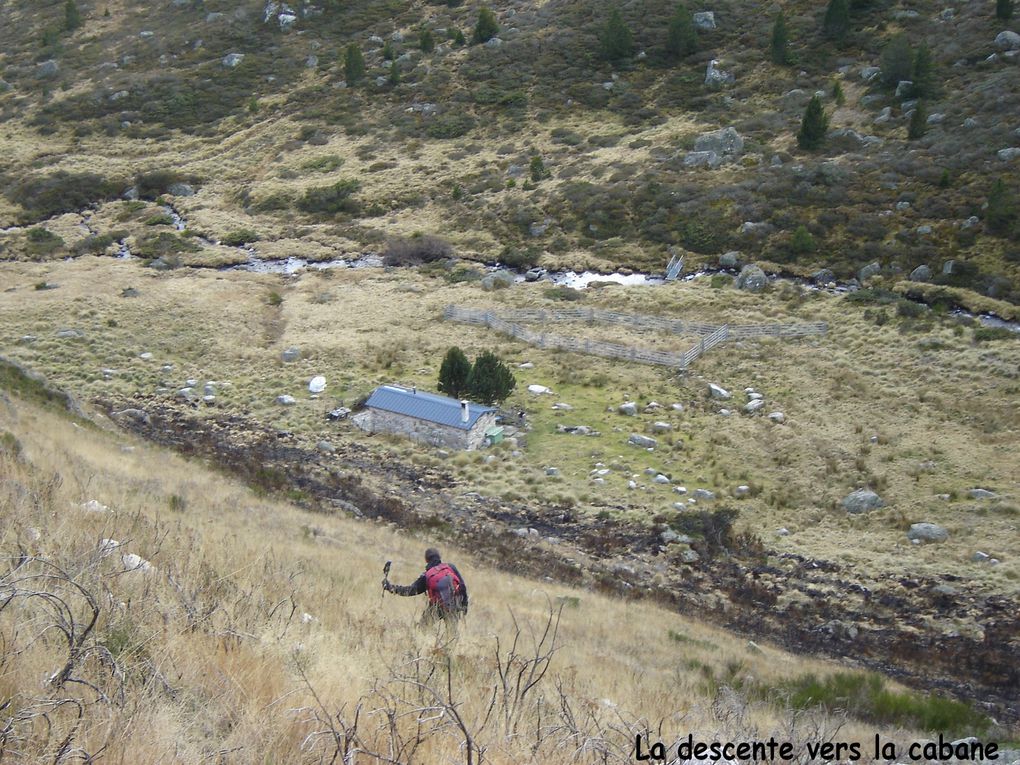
(907, 101), (927, 140)
(823, 0), (849, 41)
(770, 11), (791, 64)
(388, 60), (401, 86)
(467, 351), (516, 405)
(438, 347), (472, 398)
(997, 0), (1014, 20)
(880, 34), (913, 88)
(986, 179), (1017, 235)
(911, 43), (936, 98)
(344, 44), (365, 84)
(472, 7), (499, 44)
(599, 8), (635, 62)
(419, 27), (435, 53)
(665, 4), (697, 60)
(797, 95), (829, 149)
(65, 0), (82, 31)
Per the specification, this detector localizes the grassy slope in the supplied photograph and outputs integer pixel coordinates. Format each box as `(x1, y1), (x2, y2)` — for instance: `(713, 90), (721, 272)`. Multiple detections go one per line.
(4, 390), (959, 762)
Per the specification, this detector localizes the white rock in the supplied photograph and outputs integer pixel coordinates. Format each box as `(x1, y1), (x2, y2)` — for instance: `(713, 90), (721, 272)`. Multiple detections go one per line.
(654, 474), (671, 484)
(80, 499), (109, 514)
(99, 538), (122, 556)
(308, 375), (327, 394)
(122, 553), (153, 572)
(527, 384), (552, 395)
(671, 403), (684, 411)
(674, 486), (687, 494)
(277, 394), (297, 405)
(518, 362), (534, 369)
(744, 399), (765, 414)
(222, 53), (245, 68)
(734, 485), (750, 497)
(777, 527), (790, 537)
(748, 392), (763, 400)
(618, 401), (638, 415)
(718, 409), (732, 416)
(768, 411), (785, 423)
(628, 480), (638, 489)
(708, 383), (731, 400)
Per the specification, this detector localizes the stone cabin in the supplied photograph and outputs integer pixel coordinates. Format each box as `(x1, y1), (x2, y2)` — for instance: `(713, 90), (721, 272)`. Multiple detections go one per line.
(352, 385), (498, 450)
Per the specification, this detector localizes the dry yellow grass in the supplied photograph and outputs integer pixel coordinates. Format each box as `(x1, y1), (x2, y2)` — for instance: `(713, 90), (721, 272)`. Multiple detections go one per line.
(1, 391), (971, 763)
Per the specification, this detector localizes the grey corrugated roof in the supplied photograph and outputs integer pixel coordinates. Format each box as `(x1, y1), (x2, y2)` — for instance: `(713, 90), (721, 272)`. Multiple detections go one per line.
(364, 385), (495, 430)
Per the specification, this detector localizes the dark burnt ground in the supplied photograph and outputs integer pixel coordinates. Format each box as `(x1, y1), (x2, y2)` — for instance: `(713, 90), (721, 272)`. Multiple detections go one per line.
(103, 398), (1020, 723)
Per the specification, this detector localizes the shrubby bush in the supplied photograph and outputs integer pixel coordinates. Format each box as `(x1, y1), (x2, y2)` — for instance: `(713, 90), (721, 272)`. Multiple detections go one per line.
(297, 179), (361, 215)
(382, 234), (453, 265)
(7, 172), (121, 222)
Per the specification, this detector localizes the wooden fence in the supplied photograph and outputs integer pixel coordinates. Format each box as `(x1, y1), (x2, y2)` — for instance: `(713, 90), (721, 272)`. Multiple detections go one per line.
(442, 305), (826, 370)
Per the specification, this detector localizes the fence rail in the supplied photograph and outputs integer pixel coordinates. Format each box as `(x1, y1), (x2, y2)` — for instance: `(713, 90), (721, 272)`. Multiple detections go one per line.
(443, 305), (826, 370)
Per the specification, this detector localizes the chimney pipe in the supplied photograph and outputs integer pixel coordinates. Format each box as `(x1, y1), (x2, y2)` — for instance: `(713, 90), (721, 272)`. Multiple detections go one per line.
(460, 400), (469, 423)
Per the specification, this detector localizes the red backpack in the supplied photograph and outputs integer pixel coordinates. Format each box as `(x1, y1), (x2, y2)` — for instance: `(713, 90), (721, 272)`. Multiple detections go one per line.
(424, 563), (463, 611)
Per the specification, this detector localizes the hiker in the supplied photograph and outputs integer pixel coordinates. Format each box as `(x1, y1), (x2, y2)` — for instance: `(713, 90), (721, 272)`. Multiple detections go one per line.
(383, 548), (469, 623)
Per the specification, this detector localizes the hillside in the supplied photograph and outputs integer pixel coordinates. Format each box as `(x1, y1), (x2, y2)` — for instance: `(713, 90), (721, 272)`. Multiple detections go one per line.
(1, 0), (1020, 753)
(0, 375), (1011, 762)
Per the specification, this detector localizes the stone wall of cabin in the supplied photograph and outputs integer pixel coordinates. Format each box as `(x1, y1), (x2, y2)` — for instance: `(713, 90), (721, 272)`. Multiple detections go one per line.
(353, 408), (496, 451)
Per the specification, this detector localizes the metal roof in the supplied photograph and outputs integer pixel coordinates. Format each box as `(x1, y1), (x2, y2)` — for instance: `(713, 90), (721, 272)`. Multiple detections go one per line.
(363, 386), (495, 430)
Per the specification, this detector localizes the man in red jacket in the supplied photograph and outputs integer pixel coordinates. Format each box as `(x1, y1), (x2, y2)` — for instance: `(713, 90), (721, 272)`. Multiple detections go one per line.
(383, 548), (469, 624)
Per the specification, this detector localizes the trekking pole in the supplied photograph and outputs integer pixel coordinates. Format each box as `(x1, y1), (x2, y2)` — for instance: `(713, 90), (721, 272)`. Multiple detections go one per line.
(381, 560), (392, 604)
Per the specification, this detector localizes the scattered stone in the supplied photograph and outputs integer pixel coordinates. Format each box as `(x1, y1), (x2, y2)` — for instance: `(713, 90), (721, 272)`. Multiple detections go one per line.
(628, 480), (638, 489)
(654, 474), (671, 484)
(527, 384), (552, 395)
(907, 523), (949, 543)
(671, 403), (684, 412)
(895, 80), (914, 98)
(480, 270), (515, 291)
(552, 402), (573, 411)
(972, 551), (990, 562)
(524, 267), (545, 281)
(998, 148), (1020, 161)
(177, 388), (194, 402)
(202, 395), (216, 405)
(874, 106), (893, 124)
(719, 251), (741, 268)
(708, 383), (731, 400)
(308, 375), (326, 394)
(735, 264), (767, 292)
(56, 328), (84, 339)
(777, 527), (790, 537)
(627, 433), (657, 449)
(916, 224), (932, 235)
(747, 392), (763, 400)
(743, 399), (765, 414)
(734, 485), (750, 497)
(122, 552), (153, 572)
(317, 440), (335, 453)
(99, 538), (122, 556)
(842, 488), (884, 514)
(222, 53), (245, 68)
(80, 499), (109, 514)
(704, 59), (734, 87)
(545, 466), (559, 476)
(693, 11), (716, 29)
(277, 394), (296, 406)
(768, 411), (785, 423)
(909, 264), (932, 282)
(139, 352), (153, 360)
(35, 60), (59, 79)
(693, 489), (715, 501)
(661, 529), (679, 544)
(650, 421), (672, 433)
(968, 488), (997, 499)
(673, 486), (687, 494)
(926, 112), (945, 125)
(518, 361), (534, 369)
(167, 182), (195, 197)
(813, 268), (835, 285)
(678, 547), (700, 563)
(858, 262), (881, 282)
(684, 150), (722, 169)
(718, 408), (732, 416)
(694, 127), (744, 157)
(618, 401), (638, 415)
(859, 66), (881, 82)
(327, 407), (350, 420)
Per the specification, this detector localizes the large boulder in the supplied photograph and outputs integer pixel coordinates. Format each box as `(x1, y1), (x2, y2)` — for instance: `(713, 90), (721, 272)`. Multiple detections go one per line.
(719, 251), (741, 268)
(684, 151), (722, 168)
(693, 11), (716, 29)
(222, 53), (245, 67)
(628, 433), (657, 449)
(842, 489), (884, 514)
(35, 60), (59, 79)
(708, 383), (730, 400)
(735, 264), (767, 292)
(909, 264), (932, 282)
(907, 523), (949, 543)
(858, 261), (881, 282)
(705, 60), (734, 87)
(618, 401), (638, 415)
(694, 127), (744, 157)
(481, 270), (515, 291)
(994, 30), (1020, 50)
